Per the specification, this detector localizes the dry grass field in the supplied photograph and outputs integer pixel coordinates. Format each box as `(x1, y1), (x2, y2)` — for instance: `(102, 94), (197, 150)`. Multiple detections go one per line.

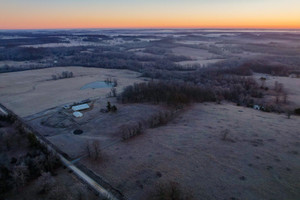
(254, 73), (300, 108)
(0, 67), (146, 117)
(81, 103), (300, 200)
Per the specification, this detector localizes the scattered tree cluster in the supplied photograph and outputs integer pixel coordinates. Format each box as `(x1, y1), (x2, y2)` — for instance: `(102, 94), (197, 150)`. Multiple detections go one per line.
(104, 77), (118, 87)
(121, 122), (143, 141)
(108, 88), (117, 98)
(106, 101), (118, 112)
(51, 71), (73, 80)
(121, 110), (175, 140)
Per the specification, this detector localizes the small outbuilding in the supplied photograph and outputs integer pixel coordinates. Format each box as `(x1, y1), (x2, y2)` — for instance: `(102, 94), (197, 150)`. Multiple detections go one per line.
(63, 105), (70, 109)
(72, 104), (90, 112)
(73, 111), (83, 118)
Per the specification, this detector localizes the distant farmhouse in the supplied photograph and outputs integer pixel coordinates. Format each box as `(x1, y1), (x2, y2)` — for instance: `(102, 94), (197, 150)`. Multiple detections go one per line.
(72, 104), (90, 112)
(289, 70), (300, 78)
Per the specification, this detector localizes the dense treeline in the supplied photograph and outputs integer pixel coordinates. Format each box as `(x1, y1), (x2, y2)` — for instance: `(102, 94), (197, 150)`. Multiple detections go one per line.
(239, 62), (292, 76)
(0, 47), (46, 61)
(0, 115), (61, 197)
(120, 81), (216, 105)
(119, 75), (261, 107)
(0, 44), (193, 74)
(0, 37), (68, 48)
(205, 58), (295, 77)
(0, 46), (88, 61)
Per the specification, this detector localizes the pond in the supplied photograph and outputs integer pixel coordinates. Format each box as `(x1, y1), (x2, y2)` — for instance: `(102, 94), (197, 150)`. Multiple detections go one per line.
(80, 81), (113, 90)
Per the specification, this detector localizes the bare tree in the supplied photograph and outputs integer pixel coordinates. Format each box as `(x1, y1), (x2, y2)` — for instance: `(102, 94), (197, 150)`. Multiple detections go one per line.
(86, 141), (101, 160)
(111, 88), (117, 97)
(73, 183), (88, 200)
(274, 81), (285, 104)
(35, 172), (55, 194)
(149, 181), (193, 200)
(275, 93), (280, 104)
(48, 184), (72, 200)
(221, 129), (230, 141)
(92, 141), (101, 161)
(51, 75), (57, 80)
(11, 164), (29, 189)
(86, 142), (91, 158)
(107, 88), (117, 97)
(286, 110), (292, 119)
(283, 92), (288, 104)
(2, 130), (13, 150)
(259, 77), (266, 88)
(45, 152), (60, 173)
(113, 79), (118, 87)
(274, 81), (283, 93)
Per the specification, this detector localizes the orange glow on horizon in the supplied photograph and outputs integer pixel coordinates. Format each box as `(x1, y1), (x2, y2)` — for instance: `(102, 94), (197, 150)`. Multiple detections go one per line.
(1, 0), (300, 30)
(1, 19), (300, 30)
(1, 16), (299, 30)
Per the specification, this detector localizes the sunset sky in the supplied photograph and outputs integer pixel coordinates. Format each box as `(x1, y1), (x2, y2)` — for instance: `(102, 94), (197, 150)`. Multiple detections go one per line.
(1, 0), (300, 29)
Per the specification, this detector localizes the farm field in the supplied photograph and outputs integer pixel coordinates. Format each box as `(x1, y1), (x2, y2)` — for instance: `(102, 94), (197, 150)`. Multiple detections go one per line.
(81, 103), (300, 200)
(1, 29), (300, 200)
(254, 73), (300, 108)
(0, 67), (146, 117)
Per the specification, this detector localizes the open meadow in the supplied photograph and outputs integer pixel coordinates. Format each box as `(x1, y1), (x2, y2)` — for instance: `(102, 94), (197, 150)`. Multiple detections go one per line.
(81, 103), (300, 200)
(0, 66), (146, 117)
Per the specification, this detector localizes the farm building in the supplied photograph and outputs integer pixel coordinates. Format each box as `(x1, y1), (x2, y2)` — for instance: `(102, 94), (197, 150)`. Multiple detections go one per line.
(73, 111), (83, 118)
(290, 73), (300, 78)
(72, 104), (90, 111)
(63, 105), (71, 109)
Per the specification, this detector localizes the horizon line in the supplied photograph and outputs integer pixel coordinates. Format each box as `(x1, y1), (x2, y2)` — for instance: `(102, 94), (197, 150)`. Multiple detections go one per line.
(1, 27), (300, 31)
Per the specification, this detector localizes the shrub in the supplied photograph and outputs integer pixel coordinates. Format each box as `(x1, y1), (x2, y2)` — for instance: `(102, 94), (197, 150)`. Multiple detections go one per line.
(149, 181), (193, 200)
(35, 172), (56, 194)
(111, 105), (118, 112)
(27, 133), (41, 148)
(121, 123), (143, 141)
(0, 114), (16, 123)
(148, 111), (174, 128)
(106, 102), (111, 111)
(51, 71), (73, 80)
